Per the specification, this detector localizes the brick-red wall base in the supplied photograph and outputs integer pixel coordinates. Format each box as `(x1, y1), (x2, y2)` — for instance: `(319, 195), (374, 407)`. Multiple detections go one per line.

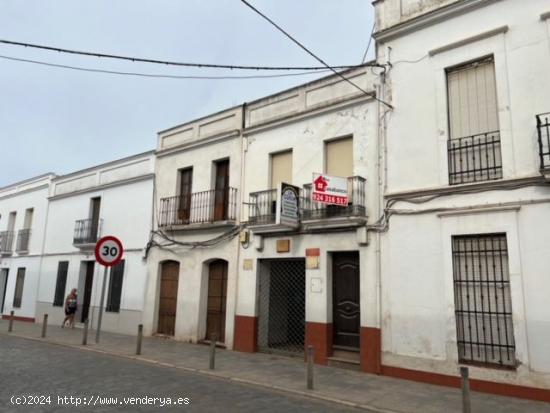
(381, 365), (550, 403)
(305, 322), (333, 364)
(361, 327), (381, 374)
(233, 315), (257, 353)
(2, 314), (35, 322)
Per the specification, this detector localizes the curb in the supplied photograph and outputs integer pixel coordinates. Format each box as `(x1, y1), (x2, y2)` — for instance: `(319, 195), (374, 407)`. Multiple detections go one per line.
(0, 331), (402, 413)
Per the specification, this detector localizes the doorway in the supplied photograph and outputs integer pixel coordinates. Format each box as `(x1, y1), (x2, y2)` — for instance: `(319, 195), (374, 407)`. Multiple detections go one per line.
(158, 261), (179, 336)
(80, 261), (95, 323)
(0, 269), (8, 314)
(206, 260), (228, 342)
(258, 259), (305, 356)
(213, 159), (229, 221)
(332, 252), (360, 350)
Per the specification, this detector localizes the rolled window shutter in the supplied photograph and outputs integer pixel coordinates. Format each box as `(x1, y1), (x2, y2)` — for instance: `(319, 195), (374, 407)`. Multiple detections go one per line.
(270, 151), (293, 189)
(326, 137), (353, 177)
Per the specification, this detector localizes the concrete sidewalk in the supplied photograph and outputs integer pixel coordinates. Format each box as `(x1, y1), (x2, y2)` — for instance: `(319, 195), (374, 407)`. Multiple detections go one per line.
(1, 319), (548, 413)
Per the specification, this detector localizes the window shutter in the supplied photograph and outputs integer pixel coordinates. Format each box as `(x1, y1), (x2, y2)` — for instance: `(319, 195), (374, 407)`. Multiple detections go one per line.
(106, 260), (125, 312)
(326, 137), (353, 177)
(270, 151), (293, 189)
(53, 261), (69, 307)
(447, 58), (499, 139)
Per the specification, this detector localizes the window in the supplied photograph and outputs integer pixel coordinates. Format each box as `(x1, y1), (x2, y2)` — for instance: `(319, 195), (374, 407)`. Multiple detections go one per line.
(452, 234), (516, 368)
(447, 57), (502, 184)
(13, 268), (25, 308)
(325, 137), (353, 177)
(270, 150), (292, 189)
(106, 260), (125, 312)
(53, 261), (69, 306)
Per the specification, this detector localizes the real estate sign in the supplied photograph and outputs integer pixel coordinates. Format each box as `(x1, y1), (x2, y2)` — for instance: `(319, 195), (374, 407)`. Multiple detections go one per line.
(312, 173), (348, 206)
(277, 182), (300, 228)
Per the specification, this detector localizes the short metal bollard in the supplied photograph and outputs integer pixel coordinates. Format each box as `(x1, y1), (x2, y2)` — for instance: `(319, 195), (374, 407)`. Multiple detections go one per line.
(41, 314), (48, 338)
(460, 366), (471, 413)
(136, 324), (143, 355)
(82, 319), (89, 346)
(8, 310), (14, 332)
(209, 334), (217, 370)
(307, 345), (314, 390)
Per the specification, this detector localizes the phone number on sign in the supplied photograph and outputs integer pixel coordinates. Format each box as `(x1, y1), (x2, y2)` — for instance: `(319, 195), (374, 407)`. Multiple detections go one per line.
(10, 395), (190, 407)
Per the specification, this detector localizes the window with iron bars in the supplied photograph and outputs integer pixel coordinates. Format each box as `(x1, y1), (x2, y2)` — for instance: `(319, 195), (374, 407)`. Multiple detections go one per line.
(451, 234), (516, 368)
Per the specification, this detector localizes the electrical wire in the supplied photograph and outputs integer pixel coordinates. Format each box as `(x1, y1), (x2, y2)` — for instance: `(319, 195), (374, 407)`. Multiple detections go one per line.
(238, 0), (394, 109)
(0, 38), (378, 72)
(0, 53), (333, 80)
(361, 22), (376, 64)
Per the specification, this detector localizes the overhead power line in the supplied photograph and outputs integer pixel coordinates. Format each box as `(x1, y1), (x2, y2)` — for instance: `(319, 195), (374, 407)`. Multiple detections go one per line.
(361, 22), (376, 64)
(238, 0), (393, 109)
(0, 38), (374, 72)
(0, 53), (332, 80)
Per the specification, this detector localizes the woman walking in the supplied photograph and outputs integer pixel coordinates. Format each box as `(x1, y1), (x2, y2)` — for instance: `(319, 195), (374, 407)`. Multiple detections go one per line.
(62, 288), (78, 328)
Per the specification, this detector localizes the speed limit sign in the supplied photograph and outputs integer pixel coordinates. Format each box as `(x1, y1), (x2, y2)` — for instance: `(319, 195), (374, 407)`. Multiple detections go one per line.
(94, 236), (124, 267)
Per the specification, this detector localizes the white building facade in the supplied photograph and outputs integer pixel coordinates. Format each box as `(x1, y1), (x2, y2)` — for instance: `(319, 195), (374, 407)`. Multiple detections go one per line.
(143, 108), (243, 348)
(35, 151), (155, 335)
(373, 0), (550, 400)
(0, 174), (55, 322)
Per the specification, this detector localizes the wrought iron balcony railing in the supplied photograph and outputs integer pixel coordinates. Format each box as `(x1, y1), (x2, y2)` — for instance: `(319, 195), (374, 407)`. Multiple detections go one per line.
(15, 229), (31, 253)
(448, 131), (503, 185)
(247, 176), (367, 225)
(248, 189), (278, 225)
(73, 219), (102, 245)
(159, 188), (238, 227)
(301, 176), (366, 220)
(537, 113), (550, 171)
(0, 231), (15, 254)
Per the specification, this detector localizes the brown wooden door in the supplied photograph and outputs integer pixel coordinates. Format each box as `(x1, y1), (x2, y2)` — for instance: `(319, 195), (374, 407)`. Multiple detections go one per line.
(206, 260), (228, 342)
(90, 197), (101, 240)
(81, 261), (95, 323)
(213, 160), (229, 221)
(332, 252), (360, 349)
(178, 168), (193, 223)
(158, 261), (179, 336)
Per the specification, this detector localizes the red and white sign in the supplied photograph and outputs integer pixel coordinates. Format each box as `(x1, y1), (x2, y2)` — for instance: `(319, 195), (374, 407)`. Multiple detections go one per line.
(94, 236), (124, 267)
(312, 173), (348, 206)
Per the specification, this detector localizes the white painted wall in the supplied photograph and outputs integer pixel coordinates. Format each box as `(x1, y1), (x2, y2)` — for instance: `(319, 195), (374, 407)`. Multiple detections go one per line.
(375, 0), (550, 388)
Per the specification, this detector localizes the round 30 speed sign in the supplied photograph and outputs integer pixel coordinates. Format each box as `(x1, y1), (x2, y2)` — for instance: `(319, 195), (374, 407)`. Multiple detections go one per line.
(94, 236), (124, 267)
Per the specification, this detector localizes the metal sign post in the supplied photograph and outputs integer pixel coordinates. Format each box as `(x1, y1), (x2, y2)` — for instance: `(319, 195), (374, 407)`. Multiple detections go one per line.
(94, 235), (124, 344)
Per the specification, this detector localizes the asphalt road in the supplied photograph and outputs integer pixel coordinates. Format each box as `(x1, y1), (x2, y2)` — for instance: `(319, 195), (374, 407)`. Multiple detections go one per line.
(0, 335), (367, 413)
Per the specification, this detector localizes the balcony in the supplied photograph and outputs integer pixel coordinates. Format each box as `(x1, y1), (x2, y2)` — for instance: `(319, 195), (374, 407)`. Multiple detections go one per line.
(247, 176), (367, 232)
(448, 131), (503, 185)
(0, 231), (15, 255)
(15, 229), (31, 253)
(159, 188), (238, 228)
(73, 219), (102, 246)
(537, 113), (550, 177)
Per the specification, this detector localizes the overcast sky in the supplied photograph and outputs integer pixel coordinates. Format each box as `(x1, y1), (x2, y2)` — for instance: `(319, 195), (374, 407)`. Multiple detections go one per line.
(0, 0), (375, 186)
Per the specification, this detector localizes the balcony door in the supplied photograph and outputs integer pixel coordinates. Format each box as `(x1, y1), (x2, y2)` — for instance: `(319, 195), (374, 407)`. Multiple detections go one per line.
(213, 159), (229, 221)
(178, 168), (193, 224)
(90, 197), (101, 241)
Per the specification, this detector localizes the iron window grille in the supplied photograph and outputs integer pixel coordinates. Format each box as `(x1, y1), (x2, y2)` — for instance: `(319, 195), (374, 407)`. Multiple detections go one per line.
(0, 231), (15, 254)
(13, 268), (25, 308)
(159, 188), (238, 227)
(448, 132), (503, 185)
(248, 189), (278, 225)
(452, 234), (516, 368)
(73, 218), (102, 245)
(536, 113), (550, 171)
(15, 229), (31, 253)
(53, 261), (69, 307)
(106, 260), (125, 312)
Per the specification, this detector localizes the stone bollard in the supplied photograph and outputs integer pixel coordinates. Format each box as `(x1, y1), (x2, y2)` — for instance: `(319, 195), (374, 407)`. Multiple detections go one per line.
(41, 314), (48, 338)
(460, 366), (471, 413)
(209, 334), (217, 370)
(136, 324), (143, 355)
(307, 345), (314, 390)
(82, 319), (89, 346)
(8, 310), (14, 332)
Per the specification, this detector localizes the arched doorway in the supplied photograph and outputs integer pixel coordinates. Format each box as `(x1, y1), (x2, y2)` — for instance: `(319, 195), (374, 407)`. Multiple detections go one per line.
(157, 261), (179, 336)
(206, 259), (228, 342)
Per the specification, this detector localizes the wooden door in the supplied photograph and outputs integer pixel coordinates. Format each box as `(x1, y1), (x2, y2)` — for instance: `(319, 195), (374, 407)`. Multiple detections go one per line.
(206, 260), (228, 342)
(158, 261), (179, 336)
(81, 261), (94, 323)
(178, 168), (193, 223)
(213, 160), (229, 221)
(332, 252), (360, 349)
(90, 197), (101, 241)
